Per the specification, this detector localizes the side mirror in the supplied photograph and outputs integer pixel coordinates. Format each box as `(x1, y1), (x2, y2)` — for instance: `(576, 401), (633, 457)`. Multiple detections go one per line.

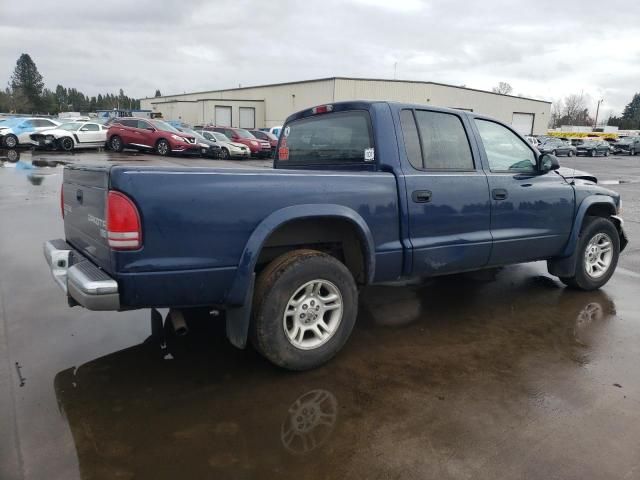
(540, 153), (560, 173)
(80, 127), (89, 132)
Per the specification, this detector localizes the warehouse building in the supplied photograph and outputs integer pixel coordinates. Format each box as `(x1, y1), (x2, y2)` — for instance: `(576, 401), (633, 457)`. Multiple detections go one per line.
(140, 77), (550, 135)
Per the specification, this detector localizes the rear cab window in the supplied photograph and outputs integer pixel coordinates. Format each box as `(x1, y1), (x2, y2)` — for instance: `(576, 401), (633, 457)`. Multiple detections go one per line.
(276, 110), (374, 168)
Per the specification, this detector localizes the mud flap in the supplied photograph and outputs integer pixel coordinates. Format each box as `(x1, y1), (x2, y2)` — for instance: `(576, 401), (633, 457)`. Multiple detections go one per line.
(225, 273), (255, 349)
(547, 252), (578, 278)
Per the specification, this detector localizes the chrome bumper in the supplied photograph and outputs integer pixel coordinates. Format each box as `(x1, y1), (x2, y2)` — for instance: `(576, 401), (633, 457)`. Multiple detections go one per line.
(43, 239), (120, 311)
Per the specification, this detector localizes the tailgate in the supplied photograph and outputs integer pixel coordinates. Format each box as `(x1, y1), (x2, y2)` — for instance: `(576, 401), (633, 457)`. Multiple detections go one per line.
(63, 165), (113, 273)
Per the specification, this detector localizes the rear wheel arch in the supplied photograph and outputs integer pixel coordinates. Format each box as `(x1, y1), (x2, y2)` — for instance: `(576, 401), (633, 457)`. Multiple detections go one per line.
(226, 206), (376, 306)
(256, 217), (369, 285)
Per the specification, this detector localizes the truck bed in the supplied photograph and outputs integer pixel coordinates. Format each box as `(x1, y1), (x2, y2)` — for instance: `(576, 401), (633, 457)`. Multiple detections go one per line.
(62, 163), (404, 309)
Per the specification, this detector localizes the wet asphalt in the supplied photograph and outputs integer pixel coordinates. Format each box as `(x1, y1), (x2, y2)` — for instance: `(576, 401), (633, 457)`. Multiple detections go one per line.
(1, 149), (639, 480)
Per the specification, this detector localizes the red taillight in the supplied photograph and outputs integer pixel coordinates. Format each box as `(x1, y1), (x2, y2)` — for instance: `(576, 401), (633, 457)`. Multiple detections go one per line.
(60, 187), (65, 218)
(312, 105), (333, 114)
(106, 191), (142, 250)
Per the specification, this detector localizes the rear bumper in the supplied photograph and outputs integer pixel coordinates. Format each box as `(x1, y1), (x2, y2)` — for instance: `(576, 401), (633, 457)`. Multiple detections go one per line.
(44, 239), (120, 311)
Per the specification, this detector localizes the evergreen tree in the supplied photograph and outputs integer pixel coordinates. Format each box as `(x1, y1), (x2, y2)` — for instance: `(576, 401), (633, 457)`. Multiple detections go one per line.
(621, 93), (640, 129)
(10, 53), (44, 112)
(155, 89), (162, 97)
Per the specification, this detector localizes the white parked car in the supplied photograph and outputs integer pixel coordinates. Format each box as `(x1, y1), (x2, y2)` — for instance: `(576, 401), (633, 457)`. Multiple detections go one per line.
(269, 125), (283, 137)
(0, 117), (61, 148)
(198, 130), (251, 159)
(29, 121), (108, 151)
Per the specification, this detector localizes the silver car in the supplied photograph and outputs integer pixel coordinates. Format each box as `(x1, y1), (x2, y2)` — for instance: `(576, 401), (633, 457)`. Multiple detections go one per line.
(198, 130), (251, 159)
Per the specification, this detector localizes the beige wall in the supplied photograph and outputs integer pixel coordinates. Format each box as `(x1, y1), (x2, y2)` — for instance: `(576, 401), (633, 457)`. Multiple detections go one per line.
(140, 99), (265, 128)
(140, 78), (335, 128)
(140, 78), (551, 134)
(334, 79), (550, 135)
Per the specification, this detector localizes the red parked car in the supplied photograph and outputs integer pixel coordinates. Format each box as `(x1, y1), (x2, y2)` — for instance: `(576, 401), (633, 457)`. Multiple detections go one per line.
(248, 129), (278, 152)
(107, 118), (199, 156)
(203, 126), (272, 158)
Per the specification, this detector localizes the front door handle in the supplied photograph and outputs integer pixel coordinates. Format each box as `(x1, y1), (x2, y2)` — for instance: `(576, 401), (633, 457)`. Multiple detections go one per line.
(492, 188), (508, 200)
(412, 190), (432, 203)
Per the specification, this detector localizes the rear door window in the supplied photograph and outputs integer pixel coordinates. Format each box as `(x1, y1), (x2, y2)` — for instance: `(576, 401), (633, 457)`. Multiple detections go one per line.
(400, 109), (474, 170)
(277, 110), (373, 166)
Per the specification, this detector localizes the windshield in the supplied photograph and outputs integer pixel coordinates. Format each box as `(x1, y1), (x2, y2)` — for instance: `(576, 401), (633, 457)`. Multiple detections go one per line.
(181, 128), (206, 142)
(235, 129), (256, 139)
(149, 119), (180, 133)
(211, 132), (231, 142)
(59, 123), (82, 131)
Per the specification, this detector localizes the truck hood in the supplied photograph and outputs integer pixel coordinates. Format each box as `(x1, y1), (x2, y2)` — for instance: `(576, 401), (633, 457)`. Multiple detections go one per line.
(557, 167), (597, 184)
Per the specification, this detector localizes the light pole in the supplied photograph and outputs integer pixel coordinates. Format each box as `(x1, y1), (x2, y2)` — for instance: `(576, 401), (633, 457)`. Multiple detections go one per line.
(593, 99), (604, 130)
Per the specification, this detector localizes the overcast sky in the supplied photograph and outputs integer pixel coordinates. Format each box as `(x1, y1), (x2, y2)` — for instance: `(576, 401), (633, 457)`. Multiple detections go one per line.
(1, 0), (639, 117)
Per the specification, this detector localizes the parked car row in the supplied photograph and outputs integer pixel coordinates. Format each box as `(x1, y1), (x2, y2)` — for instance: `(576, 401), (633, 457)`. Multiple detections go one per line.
(530, 134), (640, 157)
(0, 114), (280, 160)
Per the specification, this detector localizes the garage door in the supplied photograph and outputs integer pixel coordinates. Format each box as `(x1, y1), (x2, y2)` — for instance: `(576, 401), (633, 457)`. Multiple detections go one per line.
(239, 107), (255, 129)
(215, 106), (232, 127)
(511, 113), (534, 135)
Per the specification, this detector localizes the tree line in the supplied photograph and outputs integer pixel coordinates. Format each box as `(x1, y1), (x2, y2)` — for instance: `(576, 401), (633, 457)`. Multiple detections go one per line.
(0, 53), (143, 114)
(494, 81), (640, 130)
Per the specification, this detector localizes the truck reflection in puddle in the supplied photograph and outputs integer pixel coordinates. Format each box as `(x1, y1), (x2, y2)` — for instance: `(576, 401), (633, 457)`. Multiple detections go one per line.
(53, 270), (618, 479)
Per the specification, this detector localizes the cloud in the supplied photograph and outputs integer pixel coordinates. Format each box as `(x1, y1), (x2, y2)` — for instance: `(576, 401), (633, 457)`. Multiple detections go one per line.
(0, 0), (638, 115)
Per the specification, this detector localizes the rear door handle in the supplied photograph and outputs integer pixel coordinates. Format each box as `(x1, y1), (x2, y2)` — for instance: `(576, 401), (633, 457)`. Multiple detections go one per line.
(412, 190), (432, 203)
(492, 188), (508, 200)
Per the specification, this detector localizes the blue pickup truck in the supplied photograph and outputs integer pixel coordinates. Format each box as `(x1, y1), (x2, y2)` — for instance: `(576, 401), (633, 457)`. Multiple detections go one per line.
(45, 101), (628, 370)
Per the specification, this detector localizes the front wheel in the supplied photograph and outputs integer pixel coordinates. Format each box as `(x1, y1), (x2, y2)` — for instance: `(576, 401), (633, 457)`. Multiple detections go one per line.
(604, 150), (609, 157)
(590, 149), (596, 157)
(630, 148), (636, 156)
(3, 134), (18, 148)
(110, 135), (124, 152)
(221, 148), (230, 159)
(251, 250), (358, 370)
(568, 150), (574, 157)
(156, 139), (170, 156)
(559, 217), (620, 290)
(59, 137), (74, 151)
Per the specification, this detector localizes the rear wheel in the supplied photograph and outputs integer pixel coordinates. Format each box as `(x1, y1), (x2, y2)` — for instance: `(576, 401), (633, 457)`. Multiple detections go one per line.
(630, 148), (636, 156)
(559, 216), (620, 291)
(109, 135), (124, 152)
(156, 139), (170, 156)
(251, 250), (358, 370)
(604, 150), (609, 157)
(3, 134), (18, 148)
(59, 137), (74, 152)
(590, 149), (596, 157)
(568, 150), (574, 157)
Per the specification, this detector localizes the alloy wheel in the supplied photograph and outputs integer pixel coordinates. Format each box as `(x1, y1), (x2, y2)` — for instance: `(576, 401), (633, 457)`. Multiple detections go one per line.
(283, 279), (343, 350)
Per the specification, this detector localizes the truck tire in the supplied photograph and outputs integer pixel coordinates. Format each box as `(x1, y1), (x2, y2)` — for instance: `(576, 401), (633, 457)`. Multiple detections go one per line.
(559, 216), (620, 291)
(59, 137), (74, 151)
(110, 135), (124, 152)
(251, 249), (358, 370)
(3, 134), (18, 148)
